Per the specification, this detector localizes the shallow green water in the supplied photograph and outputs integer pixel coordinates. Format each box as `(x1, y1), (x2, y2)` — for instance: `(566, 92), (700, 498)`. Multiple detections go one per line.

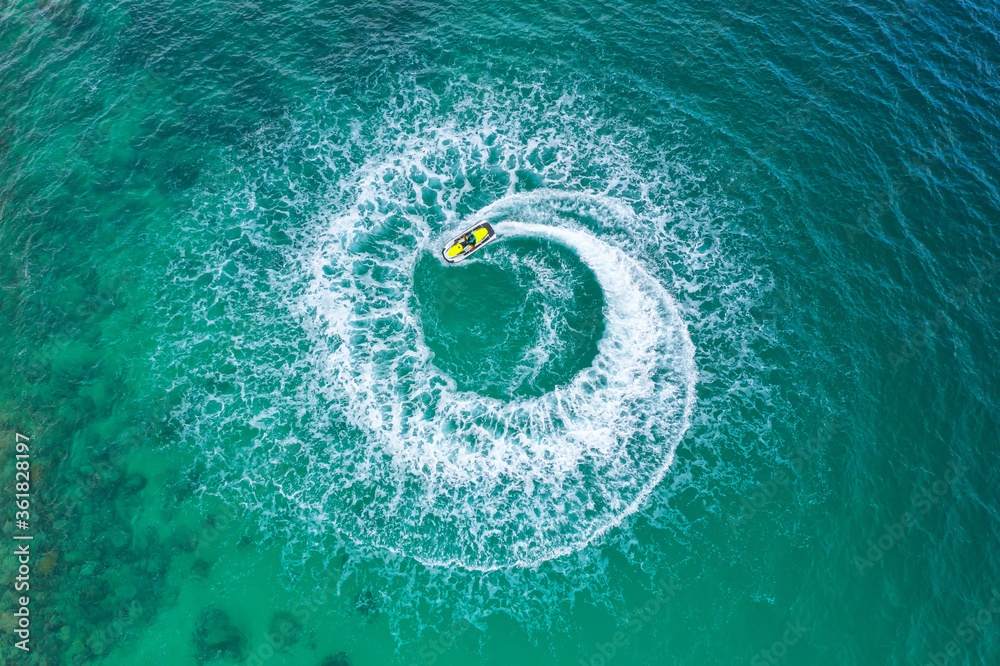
(1, 0), (999, 664)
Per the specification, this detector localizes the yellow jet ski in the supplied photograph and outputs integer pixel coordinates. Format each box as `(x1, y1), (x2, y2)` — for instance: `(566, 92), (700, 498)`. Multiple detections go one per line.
(441, 222), (497, 263)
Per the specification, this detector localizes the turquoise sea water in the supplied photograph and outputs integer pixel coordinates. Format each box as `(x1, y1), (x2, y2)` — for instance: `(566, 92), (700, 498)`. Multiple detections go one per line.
(1, 0), (999, 664)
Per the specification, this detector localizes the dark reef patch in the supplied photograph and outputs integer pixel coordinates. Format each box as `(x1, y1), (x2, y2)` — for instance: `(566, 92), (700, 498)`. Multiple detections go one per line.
(267, 611), (303, 652)
(353, 588), (382, 622)
(318, 652), (350, 666)
(194, 607), (249, 662)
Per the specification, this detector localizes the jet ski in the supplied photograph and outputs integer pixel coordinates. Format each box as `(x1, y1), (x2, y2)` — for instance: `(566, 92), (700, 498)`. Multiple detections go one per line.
(441, 221), (497, 263)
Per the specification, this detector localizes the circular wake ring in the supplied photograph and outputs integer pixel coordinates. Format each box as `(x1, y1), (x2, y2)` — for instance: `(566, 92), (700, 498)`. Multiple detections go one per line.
(305, 191), (696, 570)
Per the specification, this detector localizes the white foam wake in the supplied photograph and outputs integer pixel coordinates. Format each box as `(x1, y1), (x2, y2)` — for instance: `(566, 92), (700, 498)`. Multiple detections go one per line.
(303, 190), (696, 570)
